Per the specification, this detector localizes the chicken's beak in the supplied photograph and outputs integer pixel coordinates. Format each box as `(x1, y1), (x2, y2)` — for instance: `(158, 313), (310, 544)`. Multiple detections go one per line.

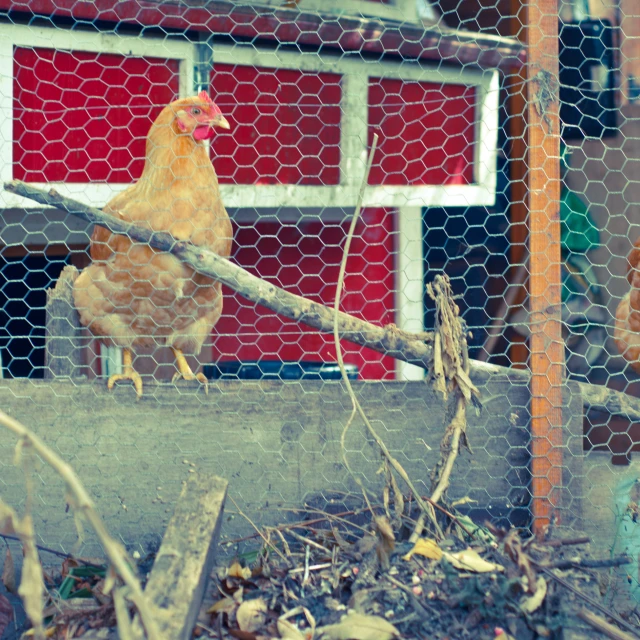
(212, 114), (230, 130)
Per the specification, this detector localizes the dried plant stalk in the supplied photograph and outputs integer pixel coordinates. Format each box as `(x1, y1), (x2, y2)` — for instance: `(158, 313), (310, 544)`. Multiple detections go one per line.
(427, 276), (477, 504)
(410, 275), (479, 542)
(334, 135), (441, 537)
(0, 410), (160, 639)
(0, 500), (45, 639)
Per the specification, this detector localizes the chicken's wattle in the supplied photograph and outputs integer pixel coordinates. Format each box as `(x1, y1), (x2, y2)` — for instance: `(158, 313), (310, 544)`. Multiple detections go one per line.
(193, 125), (215, 141)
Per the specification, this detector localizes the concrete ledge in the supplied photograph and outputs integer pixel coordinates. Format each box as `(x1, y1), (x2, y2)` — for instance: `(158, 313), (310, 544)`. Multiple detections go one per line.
(0, 377), (583, 555)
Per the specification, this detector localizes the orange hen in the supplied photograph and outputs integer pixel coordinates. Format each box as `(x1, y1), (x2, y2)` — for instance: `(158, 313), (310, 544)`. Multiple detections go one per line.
(615, 238), (640, 373)
(73, 91), (232, 397)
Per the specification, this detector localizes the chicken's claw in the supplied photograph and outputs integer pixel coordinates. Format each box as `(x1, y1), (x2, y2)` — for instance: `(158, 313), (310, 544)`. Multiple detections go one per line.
(106, 349), (143, 399)
(108, 372), (143, 399)
(171, 348), (209, 395)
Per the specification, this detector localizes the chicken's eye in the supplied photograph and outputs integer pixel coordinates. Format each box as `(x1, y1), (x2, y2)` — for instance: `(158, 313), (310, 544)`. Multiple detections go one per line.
(192, 108), (202, 116)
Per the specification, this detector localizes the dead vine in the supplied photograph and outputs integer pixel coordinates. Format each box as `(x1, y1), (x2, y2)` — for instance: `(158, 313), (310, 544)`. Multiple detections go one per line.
(334, 134), (442, 539)
(410, 275), (481, 542)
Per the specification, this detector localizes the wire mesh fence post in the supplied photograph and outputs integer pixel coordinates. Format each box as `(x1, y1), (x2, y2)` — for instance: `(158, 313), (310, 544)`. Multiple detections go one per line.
(523, 0), (564, 532)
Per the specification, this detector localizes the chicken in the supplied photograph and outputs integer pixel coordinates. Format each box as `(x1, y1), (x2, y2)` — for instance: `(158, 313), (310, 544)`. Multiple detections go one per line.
(615, 238), (640, 372)
(73, 91), (232, 397)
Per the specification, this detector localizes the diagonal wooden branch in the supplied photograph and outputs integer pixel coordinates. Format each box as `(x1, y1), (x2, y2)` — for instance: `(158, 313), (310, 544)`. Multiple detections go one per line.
(5, 179), (640, 423)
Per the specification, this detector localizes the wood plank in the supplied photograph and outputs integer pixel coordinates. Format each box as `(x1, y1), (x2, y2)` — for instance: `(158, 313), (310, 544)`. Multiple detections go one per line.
(44, 264), (83, 378)
(143, 473), (228, 640)
(523, 0), (564, 532)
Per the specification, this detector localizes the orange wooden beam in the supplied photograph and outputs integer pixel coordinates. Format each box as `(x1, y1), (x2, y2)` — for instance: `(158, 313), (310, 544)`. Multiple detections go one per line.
(523, 0), (564, 532)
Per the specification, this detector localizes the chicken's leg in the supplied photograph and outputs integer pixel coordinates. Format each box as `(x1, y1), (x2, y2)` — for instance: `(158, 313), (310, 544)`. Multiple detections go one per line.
(107, 348), (143, 399)
(171, 348), (209, 394)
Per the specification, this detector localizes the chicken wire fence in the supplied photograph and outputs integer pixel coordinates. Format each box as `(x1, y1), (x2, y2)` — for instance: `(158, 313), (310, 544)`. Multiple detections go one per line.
(0, 0), (639, 611)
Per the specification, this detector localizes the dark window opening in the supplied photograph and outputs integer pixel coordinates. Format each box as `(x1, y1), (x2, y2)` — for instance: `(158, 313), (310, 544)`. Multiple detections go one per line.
(0, 254), (70, 378)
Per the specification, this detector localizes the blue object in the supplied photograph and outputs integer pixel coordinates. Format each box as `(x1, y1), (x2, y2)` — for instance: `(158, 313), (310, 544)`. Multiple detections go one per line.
(204, 360), (359, 381)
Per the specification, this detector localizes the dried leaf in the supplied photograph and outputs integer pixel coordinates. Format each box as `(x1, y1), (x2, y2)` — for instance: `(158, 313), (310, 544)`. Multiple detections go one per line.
(113, 586), (135, 640)
(278, 617), (306, 640)
(103, 565), (116, 596)
(389, 472), (404, 524)
(228, 561), (252, 580)
(374, 517), (395, 570)
(503, 530), (537, 592)
(0, 593), (13, 637)
(17, 515), (45, 639)
(331, 528), (352, 551)
(319, 612), (400, 640)
(236, 597), (267, 633)
(403, 538), (443, 562)
(443, 548), (504, 573)
(520, 576), (547, 613)
(229, 629), (258, 640)
(455, 515), (496, 544)
(0, 500), (17, 535)
(2, 547), (16, 593)
(208, 596), (237, 615)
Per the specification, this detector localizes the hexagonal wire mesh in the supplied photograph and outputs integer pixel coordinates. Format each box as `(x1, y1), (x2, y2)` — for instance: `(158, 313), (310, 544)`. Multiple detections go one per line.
(0, 0), (639, 616)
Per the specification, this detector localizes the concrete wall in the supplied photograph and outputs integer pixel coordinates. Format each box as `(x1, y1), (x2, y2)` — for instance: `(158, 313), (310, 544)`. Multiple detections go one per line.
(0, 376), (583, 558)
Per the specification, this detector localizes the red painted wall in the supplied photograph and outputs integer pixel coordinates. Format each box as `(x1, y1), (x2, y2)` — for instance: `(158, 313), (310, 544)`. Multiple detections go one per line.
(13, 47), (179, 182)
(210, 64), (342, 186)
(368, 79), (476, 186)
(211, 208), (397, 380)
(11, 47), (479, 381)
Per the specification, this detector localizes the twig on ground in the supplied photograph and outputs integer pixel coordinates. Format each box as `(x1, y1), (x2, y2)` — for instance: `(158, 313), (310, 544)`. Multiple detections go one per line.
(223, 506), (381, 545)
(546, 555), (632, 571)
(577, 608), (639, 640)
(228, 496), (288, 563)
(0, 410), (159, 640)
(332, 135), (442, 538)
(0, 533), (104, 567)
(7, 179), (639, 423)
(539, 567), (640, 639)
(544, 536), (591, 547)
(285, 530), (332, 555)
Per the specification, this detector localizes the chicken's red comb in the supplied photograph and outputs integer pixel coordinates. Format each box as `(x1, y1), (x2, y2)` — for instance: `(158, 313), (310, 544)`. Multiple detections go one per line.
(198, 90), (213, 103)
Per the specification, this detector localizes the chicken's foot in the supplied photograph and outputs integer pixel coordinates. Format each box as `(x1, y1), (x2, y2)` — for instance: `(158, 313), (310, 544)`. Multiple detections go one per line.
(171, 348), (209, 394)
(107, 348), (143, 399)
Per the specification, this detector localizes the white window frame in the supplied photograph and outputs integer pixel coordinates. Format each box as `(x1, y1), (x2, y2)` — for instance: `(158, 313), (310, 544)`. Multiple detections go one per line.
(0, 24), (195, 209)
(2, 26), (500, 210)
(209, 43), (500, 209)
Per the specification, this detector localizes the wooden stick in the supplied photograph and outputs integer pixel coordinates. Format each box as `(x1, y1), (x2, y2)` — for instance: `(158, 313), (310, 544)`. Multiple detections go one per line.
(6, 180), (640, 424)
(44, 265), (83, 378)
(577, 608), (640, 640)
(142, 474), (228, 640)
(523, 0), (564, 533)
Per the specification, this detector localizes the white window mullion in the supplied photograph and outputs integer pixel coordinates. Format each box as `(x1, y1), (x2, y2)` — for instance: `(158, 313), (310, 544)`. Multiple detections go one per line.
(0, 39), (13, 188)
(340, 72), (370, 191)
(395, 206), (426, 381)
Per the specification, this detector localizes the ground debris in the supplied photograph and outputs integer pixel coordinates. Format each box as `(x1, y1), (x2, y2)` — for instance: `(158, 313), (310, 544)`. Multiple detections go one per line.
(199, 500), (636, 640)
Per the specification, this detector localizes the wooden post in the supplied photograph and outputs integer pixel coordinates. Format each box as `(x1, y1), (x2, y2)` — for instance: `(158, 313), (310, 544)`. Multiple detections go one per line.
(143, 473), (228, 640)
(44, 265), (83, 378)
(523, 0), (564, 532)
